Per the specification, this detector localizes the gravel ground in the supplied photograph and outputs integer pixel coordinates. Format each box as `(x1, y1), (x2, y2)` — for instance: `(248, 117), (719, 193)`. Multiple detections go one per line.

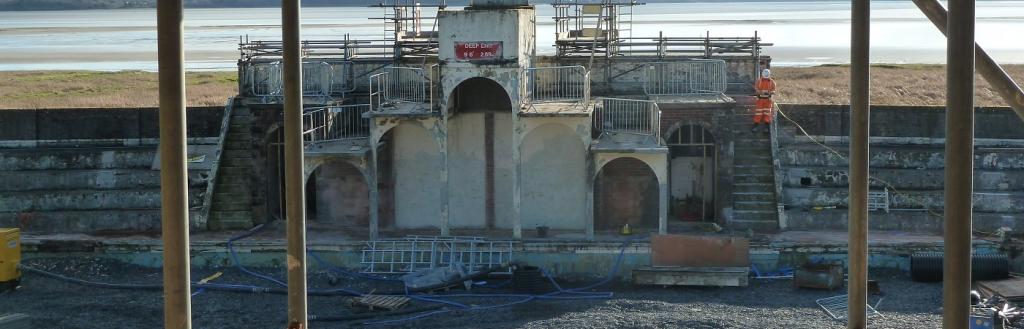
(0, 257), (950, 328)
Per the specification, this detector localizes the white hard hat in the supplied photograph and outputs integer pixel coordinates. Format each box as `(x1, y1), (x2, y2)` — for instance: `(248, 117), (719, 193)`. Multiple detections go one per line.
(762, 68), (771, 78)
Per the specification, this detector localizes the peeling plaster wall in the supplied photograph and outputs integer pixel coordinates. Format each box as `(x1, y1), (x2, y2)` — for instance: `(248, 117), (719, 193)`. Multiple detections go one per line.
(312, 161), (369, 226)
(521, 123), (587, 230)
(493, 111), (516, 229)
(448, 113), (487, 228)
(392, 123), (443, 229)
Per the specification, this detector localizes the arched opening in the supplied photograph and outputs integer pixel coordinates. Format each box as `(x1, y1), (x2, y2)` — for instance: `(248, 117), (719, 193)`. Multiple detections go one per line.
(305, 160), (369, 226)
(445, 77), (515, 229)
(521, 123), (586, 231)
(265, 126), (286, 221)
(667, 123), (716, 222)
(594, 157), (659, 231)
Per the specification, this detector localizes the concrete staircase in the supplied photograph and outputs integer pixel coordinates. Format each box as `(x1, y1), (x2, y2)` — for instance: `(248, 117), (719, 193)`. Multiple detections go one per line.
(729, 114), (780, 232)
(0, 147), (204, 234)
(208, 104), (255, 230)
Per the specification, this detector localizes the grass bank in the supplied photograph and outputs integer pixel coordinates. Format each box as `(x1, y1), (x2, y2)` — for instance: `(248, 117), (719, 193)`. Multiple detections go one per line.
(0, 64), (1022, 109)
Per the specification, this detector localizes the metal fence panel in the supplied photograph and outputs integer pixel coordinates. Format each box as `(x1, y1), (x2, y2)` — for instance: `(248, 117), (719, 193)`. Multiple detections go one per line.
(598, 97), (661, 140)
(301, 104), (371, 143)
(643, 60), (728, 96)
(525, 65), (590, 104)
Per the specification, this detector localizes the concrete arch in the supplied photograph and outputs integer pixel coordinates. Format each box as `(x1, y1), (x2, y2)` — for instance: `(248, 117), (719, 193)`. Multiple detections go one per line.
(592, 155), (668, 232)
(304, 159), (371, 226)
(520, 123), (588, 230)
(445, 77), (515, 114)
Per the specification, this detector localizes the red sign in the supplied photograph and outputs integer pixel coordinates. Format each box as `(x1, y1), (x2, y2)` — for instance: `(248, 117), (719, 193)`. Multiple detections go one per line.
(454, 41), (502, 61)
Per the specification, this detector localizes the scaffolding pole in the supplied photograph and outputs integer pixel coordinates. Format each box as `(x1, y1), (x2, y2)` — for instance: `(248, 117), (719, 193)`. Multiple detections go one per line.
(847, 0), (870, 327)
(943, 0), (975, 327)
(282, 0), (308, 328)
(156, 0), (191, 327)
(912, 0), (1024, 122)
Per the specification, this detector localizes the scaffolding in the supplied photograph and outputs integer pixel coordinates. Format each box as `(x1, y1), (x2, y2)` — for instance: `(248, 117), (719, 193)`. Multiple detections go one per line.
(553, 0), (638, 58)
(375, 0), (446, 59)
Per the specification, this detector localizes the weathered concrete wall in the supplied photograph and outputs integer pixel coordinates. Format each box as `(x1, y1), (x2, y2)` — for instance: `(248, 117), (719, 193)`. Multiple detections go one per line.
(0, 107), (223, 144)
(777, 105), (1024, 233)
(521, 123), (587, 230)
(392, 122), (443, 229)
(438, 7), (535, 68)
(447, 113), (487, 228)
(493, 112), (515, 229)
(594, 156), (661, 230)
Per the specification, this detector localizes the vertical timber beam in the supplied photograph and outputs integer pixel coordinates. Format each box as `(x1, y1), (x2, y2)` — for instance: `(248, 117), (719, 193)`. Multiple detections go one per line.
(282, 0), (308, 327)
(944, 0), (975, 326)
(912, 0), (1024, 122)
(157, 0), (191, 327)
(847, 0), (870, 327)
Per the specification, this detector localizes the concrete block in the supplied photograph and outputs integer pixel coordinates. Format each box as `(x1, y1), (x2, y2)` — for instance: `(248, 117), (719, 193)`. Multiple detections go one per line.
(0, 148), (155, 171)
(0, 169), (161, 192)
(651, 234), (749, 267)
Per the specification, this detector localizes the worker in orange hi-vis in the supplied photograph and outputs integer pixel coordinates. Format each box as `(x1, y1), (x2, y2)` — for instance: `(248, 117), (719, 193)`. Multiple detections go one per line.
(752, 68), (776, 131)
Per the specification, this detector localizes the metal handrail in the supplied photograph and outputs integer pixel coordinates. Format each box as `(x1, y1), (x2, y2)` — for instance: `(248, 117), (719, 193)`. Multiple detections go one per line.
(524, 65), (591, 105)
(643, 60), (727, 96)
(301, 104), (371, 143)
(597, 97), (661, 141)
(368, 66), (431, 111)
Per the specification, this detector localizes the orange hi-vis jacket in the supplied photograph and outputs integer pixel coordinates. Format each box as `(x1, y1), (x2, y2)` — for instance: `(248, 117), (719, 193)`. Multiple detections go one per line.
(753, 77), (776, 124)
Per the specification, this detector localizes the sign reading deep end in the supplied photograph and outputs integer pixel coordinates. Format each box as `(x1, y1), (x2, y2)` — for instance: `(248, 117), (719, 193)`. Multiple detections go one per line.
(454, 41), (502, 61)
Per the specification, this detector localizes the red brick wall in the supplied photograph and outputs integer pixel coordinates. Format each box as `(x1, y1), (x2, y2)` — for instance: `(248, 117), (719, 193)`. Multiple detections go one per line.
(595, 157), (659, 230)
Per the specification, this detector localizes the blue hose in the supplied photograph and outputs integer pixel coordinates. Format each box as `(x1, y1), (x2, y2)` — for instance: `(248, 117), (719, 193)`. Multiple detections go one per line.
(227, 224), (288, 287)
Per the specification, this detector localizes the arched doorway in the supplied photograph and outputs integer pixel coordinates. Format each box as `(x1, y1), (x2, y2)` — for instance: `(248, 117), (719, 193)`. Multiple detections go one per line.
(305, 160), (370, 226)
(667, 123), (716, 222)
(265, 126), (286, 221)
(594, 157), (659, 231)
(446, 77), (514, 229)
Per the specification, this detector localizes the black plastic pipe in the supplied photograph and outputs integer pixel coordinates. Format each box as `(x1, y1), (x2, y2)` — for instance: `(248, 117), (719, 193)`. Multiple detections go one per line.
(910, 252), (1009, 282)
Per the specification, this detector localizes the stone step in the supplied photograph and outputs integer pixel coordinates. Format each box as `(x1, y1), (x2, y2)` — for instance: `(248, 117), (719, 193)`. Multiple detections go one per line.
(733, 182), (774, 192)
(734, 174), (774, 184)
(727, 218), (779, 233)
(224, 140), (251, 150)
(209, 211), (254, 231)
(213, 184), (252, 197)
(0, 147), (155, 171)
(212, 201), (252, 212)
(734, 166), (774, 175)
(221, 156), (256, 167)
(226, 131), (252, 140)
(0, 209), (202, 234)
(215, 173), (250, 185)
(734, 191), (776, 202)
(735, 201), (777, 211)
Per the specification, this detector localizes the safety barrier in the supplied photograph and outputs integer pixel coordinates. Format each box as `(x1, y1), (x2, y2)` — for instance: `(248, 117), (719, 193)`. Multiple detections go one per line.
(524, 66), (590, 104)
(597, 98), (661, 140)
(368, 66), (431, 111)
(242, 61), (354, 102)
(643, 60), (727, 96)
(301, 104), (371, 143)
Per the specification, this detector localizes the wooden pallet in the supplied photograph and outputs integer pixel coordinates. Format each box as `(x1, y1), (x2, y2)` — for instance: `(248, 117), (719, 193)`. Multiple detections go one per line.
(632, 266), (750, 287)
(977, 277), (1024, 302)
(352, 295), (410, 311)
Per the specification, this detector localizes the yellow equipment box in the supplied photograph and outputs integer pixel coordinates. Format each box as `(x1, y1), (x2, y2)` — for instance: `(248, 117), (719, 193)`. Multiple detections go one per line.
(0, 228), (20, 287)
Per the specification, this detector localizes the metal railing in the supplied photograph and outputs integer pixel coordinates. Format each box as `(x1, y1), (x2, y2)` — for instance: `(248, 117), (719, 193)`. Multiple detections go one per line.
(555, 33), (770, 59)
(368, 66), (431, 111)
(245, 61), (283, 101)
(597, 98), (661, 141)
(643, 60), (728, 96)
(242, 60), (355, 101)
(360, 236), (513, 274)
(301, 104), (371, 143)
(524, 65), (590, 105)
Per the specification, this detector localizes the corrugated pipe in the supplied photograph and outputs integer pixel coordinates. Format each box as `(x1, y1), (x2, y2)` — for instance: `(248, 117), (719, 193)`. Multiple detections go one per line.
(910, 252), (1009, 282)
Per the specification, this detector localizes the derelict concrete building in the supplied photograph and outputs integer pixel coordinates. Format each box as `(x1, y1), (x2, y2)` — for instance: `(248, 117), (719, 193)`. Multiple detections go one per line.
(224, 0), (773, 240)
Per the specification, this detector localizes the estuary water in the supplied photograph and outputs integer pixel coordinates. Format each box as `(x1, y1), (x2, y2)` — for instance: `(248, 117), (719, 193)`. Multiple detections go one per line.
(0, 1), (1022, 71)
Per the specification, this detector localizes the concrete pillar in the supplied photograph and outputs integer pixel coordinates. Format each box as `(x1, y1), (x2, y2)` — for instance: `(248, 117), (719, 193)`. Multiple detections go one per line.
(658, 162), (668, 235)
(156, 0), (191, 327)
(585, 159), (596, 241)
(440, 118), (451, 236)
(512, 113), (523, 239)
(368, 147), (380, 240)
